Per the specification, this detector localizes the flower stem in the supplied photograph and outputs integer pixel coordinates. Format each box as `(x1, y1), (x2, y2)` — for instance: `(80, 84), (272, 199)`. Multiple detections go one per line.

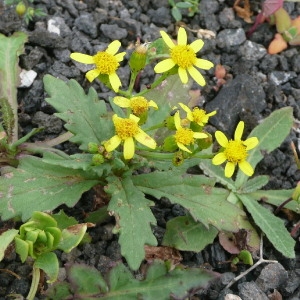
(27, 266), (40, 300)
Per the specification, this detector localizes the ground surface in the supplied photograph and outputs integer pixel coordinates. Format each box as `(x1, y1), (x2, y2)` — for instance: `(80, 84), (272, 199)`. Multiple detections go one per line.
(0, 0), (300, 299)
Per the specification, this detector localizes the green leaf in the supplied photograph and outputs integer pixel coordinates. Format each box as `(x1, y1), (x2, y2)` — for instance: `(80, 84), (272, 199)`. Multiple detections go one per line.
(14, 237), (29, 262)
(0, 229), (18, 261)
(0, 32), (27, 142)
(235, 107), (293, 188)
(133, 171), (245, 231)
(238, 175), (269, 193)
(248, 189), (300, 213)
(172, 6), (182, 21)
(106, 176), (157, 270)
(43, 75), (114, 150)
(85, 206), (110, 224)
(58, 223), (88, 253)
(176, 2), (194, 8)
(67, 263), (108, 296)
(52, 210), (78, 230)
(238, 194), (295, 258)
(238, 250), (253, 265)
(0, 156), (99, 221)
(34, 252), (59, 283)
(199, 158), (236, 191)
(163, 215), (218, 252)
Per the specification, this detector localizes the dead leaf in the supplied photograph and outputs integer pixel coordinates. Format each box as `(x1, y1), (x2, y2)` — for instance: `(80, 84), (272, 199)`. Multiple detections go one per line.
(233, 0), (253, 23)
(268, 33), (288, 54)
(144, 245), (182, 265)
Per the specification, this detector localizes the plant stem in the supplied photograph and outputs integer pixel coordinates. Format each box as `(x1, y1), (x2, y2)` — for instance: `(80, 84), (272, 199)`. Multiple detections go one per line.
(27, 266), (40, 300)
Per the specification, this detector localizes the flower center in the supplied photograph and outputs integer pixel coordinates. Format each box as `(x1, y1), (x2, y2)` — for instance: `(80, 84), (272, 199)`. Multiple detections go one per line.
(114, 118), (139, 140)
(170, 45), (196, 69)
(93, 52), (119, 75)
(175, 128), (194, 145)
(130, 97), (148, 115)
(224, 140), (248, 163)
(192, 108), (208, 124)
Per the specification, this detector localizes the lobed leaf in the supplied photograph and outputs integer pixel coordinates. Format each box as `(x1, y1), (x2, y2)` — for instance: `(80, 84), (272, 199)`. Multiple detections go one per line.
(43, 75), (114, 151)
(133, 170), (245, 231)
(162, 215), (218, 252)
(0, 156), (99, 221)
(0, 229), (19, 261)
(238, 194), (295, 258)
(106, 175), (157, 270)
(34, 252), (59, 283)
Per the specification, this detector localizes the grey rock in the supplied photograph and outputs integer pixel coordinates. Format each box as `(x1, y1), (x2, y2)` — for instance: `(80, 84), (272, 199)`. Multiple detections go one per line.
(53, 48), (72, 63)
(269, 71), (298, 85)
(148, 7), (171, 27)
(75, 13), (98, 38)
(32, 111), (63, 134)
(218, 7), (239, 29)
(281, 270), (300, 297)
(100, 24), (128, 40)
(255, 263), (288, 293)
(238, 281), (269, 300)
(239, 40), (267, 61)
(217, 28), (246, 49)
(199, 0), (219, 14)
(205, 74), (266, 135)
(20, 47), (44, 70)
(49, 61), (81, 78)
(56, 0), (79, 17)
(47, 16), (72, 38)
(29, 29), (68, 49)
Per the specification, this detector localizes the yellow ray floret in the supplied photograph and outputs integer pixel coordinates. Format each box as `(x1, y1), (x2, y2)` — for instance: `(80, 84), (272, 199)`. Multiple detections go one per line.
(212, 121), (259, 178)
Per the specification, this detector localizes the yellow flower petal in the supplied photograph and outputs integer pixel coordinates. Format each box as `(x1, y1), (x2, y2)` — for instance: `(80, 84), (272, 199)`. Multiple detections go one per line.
(215, 131), (228, 148)
(194, 58), (214, 70)
(106, 40), (121, 55)
(160, 31), (175, 49)
(123, 137), (135, 159)
(104, 135), (121, 152)
(115, 52), (126, 62)
(177, 27), (187, 46)
(179, 103), (191, 114)
(225, 162), (235, 178)
(129, 114), (140, 123)
(174, 111), (181, 130)
(178, 67), (188, 84)
(135, 130), (156, 149)
(70, 53), (94, 64)
(188, 66), (206, 86)
(109, 72), (122, 92)
(212, 152), (227, 165)
(207, 110), (217, 117)
(177, 142), (192, 153)
(235, 121), (244, 141)
(86, 69), (101, 82)
(148, 100), (158, 109)
(113, 96), (130, 108)
(239, 161), (254, 176)
(154, 58), (175, 73)
(244, 137), (259, 150)
(190, 39), (204, 53)
(193, 132), (208, 139)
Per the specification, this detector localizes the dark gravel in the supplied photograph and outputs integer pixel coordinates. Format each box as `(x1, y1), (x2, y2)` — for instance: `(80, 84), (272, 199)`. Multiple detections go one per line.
(0, 0), (300, 299)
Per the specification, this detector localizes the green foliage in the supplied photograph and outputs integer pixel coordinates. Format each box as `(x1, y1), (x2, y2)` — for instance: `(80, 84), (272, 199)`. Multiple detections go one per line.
(0, 155), (99, 221)
(0, 32), (27, 142)
(168, 0), (200, 21)
(200, 107), (296, 258)
(46, 261), (216, 299)
(43, 75), (115, 151)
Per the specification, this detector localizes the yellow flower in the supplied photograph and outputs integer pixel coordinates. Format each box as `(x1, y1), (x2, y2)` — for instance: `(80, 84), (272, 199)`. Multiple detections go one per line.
(174, 111), (208, 153)
(179, 103), (216, 126)
(70, 40), (126, 92)
(104, 114), (156, 159)
(154, 27), (214, 86)
(212, 121), (259, 178)
(113, 96), (158, 116)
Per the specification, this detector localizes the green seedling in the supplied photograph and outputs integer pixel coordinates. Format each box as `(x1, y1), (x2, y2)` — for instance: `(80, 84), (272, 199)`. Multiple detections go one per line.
(168, 0), (200, 21)
(0, 211), (91, 300)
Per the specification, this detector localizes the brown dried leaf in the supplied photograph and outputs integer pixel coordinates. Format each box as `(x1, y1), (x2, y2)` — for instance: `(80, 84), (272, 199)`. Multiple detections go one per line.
(144, 245), (182, 265)
(233, 0), (253, 23)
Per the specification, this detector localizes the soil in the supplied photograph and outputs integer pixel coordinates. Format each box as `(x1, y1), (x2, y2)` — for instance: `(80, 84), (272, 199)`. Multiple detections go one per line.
(0, 0), (300, 299)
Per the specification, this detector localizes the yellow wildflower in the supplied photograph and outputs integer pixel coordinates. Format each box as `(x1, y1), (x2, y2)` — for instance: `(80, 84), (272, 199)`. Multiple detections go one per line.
(154, 27), (214, 86)
(212, 121), (259, 178)
(113, 96), (158, 116)
(174, 111), (208, 153)
(179, 103), (216, 126)
(104, 114), (156, 159)
(70, 40), (126, 92)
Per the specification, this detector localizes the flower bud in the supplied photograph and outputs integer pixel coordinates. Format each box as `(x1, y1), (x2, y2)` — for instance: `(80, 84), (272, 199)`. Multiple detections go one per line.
(92, 154), (104, 165)
(88, 142), (99, 154)
(16, 1), (26, 17)
(129, 43), (147, 73)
